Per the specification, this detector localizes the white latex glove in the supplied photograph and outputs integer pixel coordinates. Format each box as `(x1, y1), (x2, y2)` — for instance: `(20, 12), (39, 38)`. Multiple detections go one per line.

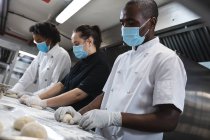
(24, 95), (47, 108)
(54, 106), (82, 125)
(19, 95), (31, 104)
(6, 89), (23, 98)
(79, 109), (122, 130)
(6, 89), (33, 98)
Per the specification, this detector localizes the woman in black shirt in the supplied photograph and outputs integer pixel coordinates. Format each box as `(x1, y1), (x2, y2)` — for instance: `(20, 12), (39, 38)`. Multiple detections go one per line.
(20, 25), (110, 110)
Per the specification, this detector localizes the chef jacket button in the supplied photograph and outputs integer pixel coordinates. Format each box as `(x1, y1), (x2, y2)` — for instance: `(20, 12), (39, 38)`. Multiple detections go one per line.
(117, 71), (121, 74)
(47, 68), (50, 70)
(127, 91), (131, 94)
(51, 56), (53, 58)
(135, 72), (138, 74)
(45, 79), (47, 81)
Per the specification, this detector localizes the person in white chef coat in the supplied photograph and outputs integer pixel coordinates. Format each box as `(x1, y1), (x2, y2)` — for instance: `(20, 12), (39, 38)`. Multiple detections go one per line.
(54, 0), (187, 140)
(7, 22), (71, 97)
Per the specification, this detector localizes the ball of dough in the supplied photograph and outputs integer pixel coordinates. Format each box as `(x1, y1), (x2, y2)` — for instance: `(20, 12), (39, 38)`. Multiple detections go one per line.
(21, 122), (47, 139)
(0, 121), (3, 134)
(13, 116), (35, 131)
(62, 114), (73, 124)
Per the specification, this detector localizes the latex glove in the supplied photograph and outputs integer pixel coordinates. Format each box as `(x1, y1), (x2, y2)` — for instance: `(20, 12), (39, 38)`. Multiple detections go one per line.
(79, 109), (122, 130)
(6, 89), (33, 98)
(6, 89), (23, 98)
(19, 95), (31, 104)
(24, 95), (47, 108)
(54, 106), (81, 125)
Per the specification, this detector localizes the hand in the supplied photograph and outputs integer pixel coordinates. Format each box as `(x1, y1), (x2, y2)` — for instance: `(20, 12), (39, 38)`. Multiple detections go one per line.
(54, 106), (81, 125)
(6, 89), (33, 98)
(79, 109), (122, 130)
(6, 89), (23, 98)
(24, 95), (47, 108)
(19, 95), (31, 104)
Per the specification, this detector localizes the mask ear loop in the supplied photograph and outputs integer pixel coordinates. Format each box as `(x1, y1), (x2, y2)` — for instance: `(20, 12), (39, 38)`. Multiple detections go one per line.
(139, 18), (151, 37)
(139, 18), (151, 29)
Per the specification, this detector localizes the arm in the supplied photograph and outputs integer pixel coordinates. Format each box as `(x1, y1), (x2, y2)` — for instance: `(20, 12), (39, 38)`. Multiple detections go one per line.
(79, 93), (104, 115)
(12, 56), (39, 92)
(38, 82), (64, 99)
(121, 104), (181, 132)
(46, 88), (88, 107)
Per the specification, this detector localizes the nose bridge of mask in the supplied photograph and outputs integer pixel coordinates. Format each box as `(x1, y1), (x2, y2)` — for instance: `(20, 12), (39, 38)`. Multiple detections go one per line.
(122, 18), (151, 36)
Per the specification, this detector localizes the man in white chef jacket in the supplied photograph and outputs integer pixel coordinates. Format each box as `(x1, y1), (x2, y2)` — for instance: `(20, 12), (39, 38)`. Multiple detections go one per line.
(54, 0), (187, 140)
(7, 22), (71, 97)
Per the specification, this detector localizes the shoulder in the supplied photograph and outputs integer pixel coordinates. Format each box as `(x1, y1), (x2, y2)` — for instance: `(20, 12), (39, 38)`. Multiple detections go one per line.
(95, 52), (110, 71)
(152, 43), (179, 62)
(54, 45), (70, 59)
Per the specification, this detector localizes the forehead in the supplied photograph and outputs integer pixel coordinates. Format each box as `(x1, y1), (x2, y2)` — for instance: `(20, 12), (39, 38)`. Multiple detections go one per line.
(71, 32), (81, 40)
(33, 34), (45, 41)
(120, 4), (142, 21)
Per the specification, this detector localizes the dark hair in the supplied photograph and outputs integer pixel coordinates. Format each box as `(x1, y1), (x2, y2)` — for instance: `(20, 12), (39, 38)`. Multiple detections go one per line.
(29, 22), (61, 44)
(126, 0), (158, 19)
(74, 25), (102, 50)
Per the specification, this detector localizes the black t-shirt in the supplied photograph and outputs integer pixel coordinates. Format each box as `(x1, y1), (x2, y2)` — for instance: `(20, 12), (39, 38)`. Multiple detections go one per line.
(60, 52), (110, 110)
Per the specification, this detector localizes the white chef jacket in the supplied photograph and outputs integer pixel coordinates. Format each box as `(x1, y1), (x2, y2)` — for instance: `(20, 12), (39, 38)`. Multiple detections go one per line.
(12, 44), (71, 95)
(96, 37), (187, 140)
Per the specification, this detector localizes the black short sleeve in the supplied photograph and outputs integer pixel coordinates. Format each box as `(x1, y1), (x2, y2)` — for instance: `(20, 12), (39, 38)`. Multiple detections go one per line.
(60, 73), (69, 85)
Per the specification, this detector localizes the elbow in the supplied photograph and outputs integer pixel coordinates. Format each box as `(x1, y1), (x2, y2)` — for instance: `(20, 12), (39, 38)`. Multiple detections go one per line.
(163, 117), (179, 132)
(74, 92), (87, 102)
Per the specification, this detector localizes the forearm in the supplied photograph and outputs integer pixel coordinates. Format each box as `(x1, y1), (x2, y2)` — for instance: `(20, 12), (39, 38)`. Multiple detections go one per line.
(121, 106), (180, 132)
(39, 82), (64, 99)
(79, 93), (104, 115)
(46, 88), (87, 107)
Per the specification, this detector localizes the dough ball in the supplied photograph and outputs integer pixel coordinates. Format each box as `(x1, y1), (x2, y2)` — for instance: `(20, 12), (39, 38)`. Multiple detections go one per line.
(0, 121), (3, 134)
(21, 122), (47, 139)
(5, 93), (18, 98)
(13, 116), (35, 131)
(62, 114), (73, 124)
(31, 105), (43, 110)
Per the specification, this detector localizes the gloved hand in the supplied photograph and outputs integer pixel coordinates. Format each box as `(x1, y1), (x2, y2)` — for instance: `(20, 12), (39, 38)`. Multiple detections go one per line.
(6, 89), (23, 98)
(24, 95), (47, 108)
(54, 106), (81, 125)
(19, 95), (31, 104)
(79, 109), (122, 130)
(6, 89), (33, 98)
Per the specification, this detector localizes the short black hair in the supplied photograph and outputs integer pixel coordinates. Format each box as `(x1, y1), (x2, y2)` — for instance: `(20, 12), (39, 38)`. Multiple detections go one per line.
(74, 25), (102, 50)
(126, 0), (159, 19)
(29, 22), (61, 44)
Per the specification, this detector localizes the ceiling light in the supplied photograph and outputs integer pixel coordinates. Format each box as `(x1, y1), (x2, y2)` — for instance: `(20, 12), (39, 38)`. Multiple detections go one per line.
(56, 0), (92, 24)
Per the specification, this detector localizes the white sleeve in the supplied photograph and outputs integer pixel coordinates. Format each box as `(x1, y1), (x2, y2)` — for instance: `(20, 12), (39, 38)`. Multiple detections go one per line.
(33, 53), (71, 95)
(12, 56), (39, 92)
(153, 54), (187, 112)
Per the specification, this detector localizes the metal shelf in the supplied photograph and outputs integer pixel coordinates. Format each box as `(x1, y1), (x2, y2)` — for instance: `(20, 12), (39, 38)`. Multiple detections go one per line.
(0, 38), (20, 84)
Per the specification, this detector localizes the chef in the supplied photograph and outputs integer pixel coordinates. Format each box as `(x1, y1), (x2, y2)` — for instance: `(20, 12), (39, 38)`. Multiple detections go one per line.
(54, 0), (187, 140)
(7, 22), (71, 97)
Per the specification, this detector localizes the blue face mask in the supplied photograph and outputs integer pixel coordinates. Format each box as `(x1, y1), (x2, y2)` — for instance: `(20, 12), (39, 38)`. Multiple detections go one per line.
(36, 41), (49, 53)
(73, 45), (88, 59)
(121, 19), (150, 47)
